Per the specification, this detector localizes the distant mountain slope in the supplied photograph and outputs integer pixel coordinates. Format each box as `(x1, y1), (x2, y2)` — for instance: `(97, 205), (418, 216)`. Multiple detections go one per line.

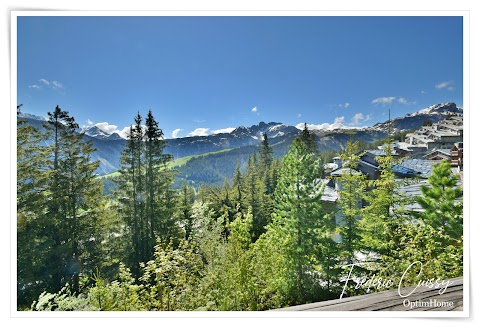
(172, 145), (259, 189)
(171, 129), (387, 189)
(81, 125), (124, 140)
(371, 102), (462, 133)
(17, 102), (461, 177)
(164, 121), (299, 159)
(17, 116), (127, 175)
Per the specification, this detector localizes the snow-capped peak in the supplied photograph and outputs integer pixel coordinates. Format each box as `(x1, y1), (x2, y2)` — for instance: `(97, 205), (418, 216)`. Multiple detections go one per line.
(17, 112), (47, 121)
(268, 124), (287, 132)
(82, 125), (112, 139)
(411, 102), (462, 116)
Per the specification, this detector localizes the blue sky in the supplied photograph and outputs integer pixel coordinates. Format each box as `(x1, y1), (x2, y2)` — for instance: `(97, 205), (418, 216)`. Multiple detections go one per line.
(16, 15), (463, 139)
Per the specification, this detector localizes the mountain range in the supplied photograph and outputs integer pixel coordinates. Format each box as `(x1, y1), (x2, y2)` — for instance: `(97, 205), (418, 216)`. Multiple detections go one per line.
(370, 102), (463, 133)
(17, 102), (462, 178)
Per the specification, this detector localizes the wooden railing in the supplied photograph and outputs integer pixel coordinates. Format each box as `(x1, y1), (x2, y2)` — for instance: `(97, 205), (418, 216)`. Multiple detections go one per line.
(274, 277), (463, 311)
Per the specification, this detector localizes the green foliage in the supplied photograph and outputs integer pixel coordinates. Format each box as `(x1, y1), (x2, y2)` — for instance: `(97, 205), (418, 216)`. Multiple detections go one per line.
(414, 160), (463, 244)
(335, 140), (367, 264)
(115, 111), (176, 277)
(17, 105), (104, 306)
(299, 123), (319, 154)
(31, 285), (95, 311)
(360, 143), (412, 258)
(378, 222), (463, 287)
(87, 264), (144, 311)
(19, 106), (464, 312)
(379, 160), (463, 285)
(357, 156), (462, 295)
(257, 137), (334, 305)
(177, 180), (196, 240)
(138, 240), (204, 310)
(17, 117), (51, 306)
(173, 145), (258, 189)
(195, 209), (257, 310)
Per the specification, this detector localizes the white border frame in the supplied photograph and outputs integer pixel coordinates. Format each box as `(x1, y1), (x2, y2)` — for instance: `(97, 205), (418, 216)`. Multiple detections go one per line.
(9, 9), (470, 320)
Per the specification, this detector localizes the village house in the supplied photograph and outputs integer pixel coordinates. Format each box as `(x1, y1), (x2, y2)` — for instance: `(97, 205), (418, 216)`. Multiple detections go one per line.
(405, 114), (463, 152)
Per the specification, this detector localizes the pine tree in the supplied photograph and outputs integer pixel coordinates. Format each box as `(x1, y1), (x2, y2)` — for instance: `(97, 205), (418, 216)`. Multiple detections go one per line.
(117, 125), (141, 276)
(132, 112), (147, 264)
(259, 133), (273, 170)
(375, 161), (463, 288)
(335, 139), (367, 264)
(116, 111), (175, 277)
(58, 122), (102, 293)
(178, 181), (195, 240)
(45, 106), (102, 293)
(414, 160), (463, 245)
(360, 110), (412, 259)
(244, 153), (269, 240)
(144, 110), (173, 251)
(232, 160), (243, 206)
(20, 105), (103, 297)
(268, 137), (329, 304)
(299, 123), (318, 154)
(17, 109), (50, 307)
(259, 132), (275, 196)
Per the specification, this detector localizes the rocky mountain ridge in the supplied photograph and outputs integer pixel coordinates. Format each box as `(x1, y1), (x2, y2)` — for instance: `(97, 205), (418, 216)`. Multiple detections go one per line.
(18, 102), (462, 176)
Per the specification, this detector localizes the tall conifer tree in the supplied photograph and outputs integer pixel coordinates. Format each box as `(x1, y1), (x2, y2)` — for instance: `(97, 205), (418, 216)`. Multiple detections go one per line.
(116, 110), (175, 277)
(335, 139), (366, 264)
(268, 137), (330, 303)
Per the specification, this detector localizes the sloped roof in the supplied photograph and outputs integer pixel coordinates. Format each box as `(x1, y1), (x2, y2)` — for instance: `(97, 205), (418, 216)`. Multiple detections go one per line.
(330, 167), (361, 177)
(321, 184), (339, 203)
(399, 158), (440, 178)
(366, 149), (398, 157)
(392, 164), (419, 177)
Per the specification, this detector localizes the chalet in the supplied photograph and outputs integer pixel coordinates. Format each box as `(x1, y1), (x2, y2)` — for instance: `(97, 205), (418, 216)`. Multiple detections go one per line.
(321, 112), (464, 237)
(405, 114), (463, 151)
(424, 148), (452, 161)
(451, 142), (463, 171)
(323, 149), (444, 237)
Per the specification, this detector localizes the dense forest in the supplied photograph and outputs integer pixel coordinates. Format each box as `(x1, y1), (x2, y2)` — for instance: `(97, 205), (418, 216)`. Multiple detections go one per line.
(17, 106), (463, 311)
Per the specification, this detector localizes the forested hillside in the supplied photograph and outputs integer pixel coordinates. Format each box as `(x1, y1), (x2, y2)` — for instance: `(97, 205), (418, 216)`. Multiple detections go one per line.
(17, 106), (463, 311)
(19, 103), (461, 184)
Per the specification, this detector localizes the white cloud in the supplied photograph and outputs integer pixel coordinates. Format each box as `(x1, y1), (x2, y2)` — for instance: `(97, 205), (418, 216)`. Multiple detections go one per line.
(371, 97), (396, 105)
(39, 78), (50, 85)
(29, 78), (65, 91)
(86, 119), (94, 125)
(187, 128), (210, 137)
(333, 116), (345, 126)
(396, 97), (416, 106)
(52, 81), (64, 89)
(251, 107), (258, 113)
(435, 80), (455, 91)
(116, 126), (133, 139)
(212, 127), (235, 134)
(351, 113), (372, 125)
(295, 117), (347, 131)
(338, 102), (350, 108)
(95, 122), (118, 135)
(421, 90), (427, 94)
(352, 113), (364, 124)
(194, 119), (206, 123)
(172, 128), (182, 138)
(114, 125), (146, 139)
(398, 97), (408, 104)
(297, 114), (302, 118)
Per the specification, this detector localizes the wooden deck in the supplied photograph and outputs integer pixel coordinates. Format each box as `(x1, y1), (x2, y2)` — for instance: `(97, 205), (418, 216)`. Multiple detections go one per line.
(275, 277), (463, 311)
